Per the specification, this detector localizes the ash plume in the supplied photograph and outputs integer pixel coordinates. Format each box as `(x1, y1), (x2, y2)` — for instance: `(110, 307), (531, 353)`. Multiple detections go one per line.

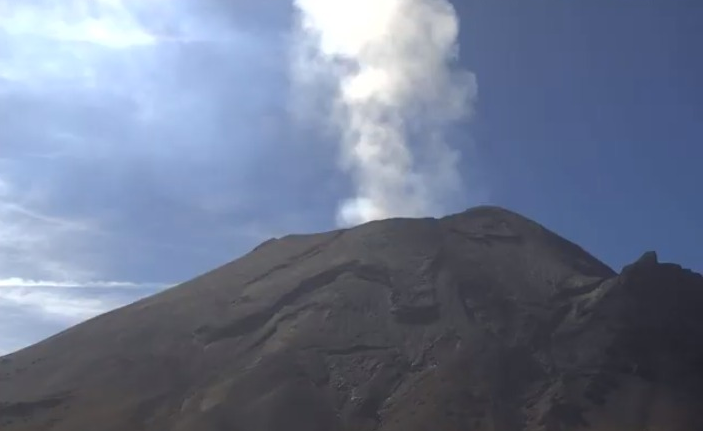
(292, 0), (477, 226)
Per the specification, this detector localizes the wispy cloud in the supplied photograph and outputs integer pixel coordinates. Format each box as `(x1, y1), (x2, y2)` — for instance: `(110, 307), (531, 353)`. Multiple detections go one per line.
(0, 173), (165, 354)
(1, 2), (154, 49)
(0, 287), (119, 322)
(0, 281), (167, 319)
(0, 175), (101, 280)
(0, 0), (251, 133)
(0, 280), (166, 354)
(0, 278), (165, 289)
(0, 0), (344, 355)
(0, 1), (263, 283)
(0, 0), (237, 52)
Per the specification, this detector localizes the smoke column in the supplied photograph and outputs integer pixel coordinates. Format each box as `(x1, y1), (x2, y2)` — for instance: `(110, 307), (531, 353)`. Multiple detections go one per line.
(292, 0), (477, 226)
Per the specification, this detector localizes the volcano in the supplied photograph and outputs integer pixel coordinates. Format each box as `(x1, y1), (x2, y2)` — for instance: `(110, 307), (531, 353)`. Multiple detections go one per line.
(1, 206), (702, 430)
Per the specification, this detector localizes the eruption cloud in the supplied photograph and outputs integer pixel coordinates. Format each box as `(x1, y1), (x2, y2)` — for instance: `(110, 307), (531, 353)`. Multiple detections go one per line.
(292, 0), (477, 226)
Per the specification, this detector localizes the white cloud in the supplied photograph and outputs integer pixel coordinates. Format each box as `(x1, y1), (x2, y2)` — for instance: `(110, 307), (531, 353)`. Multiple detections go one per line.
(0, 177), (102, 281)
(0, 1), (156, 49)
(292, 0), (477, 226)
(0, 0), (338, 355)
(0, 278), (163, 289)
(0, 281), (166, 320)
(0, 177), (9, 196)
(0, 0), (247, 128)
(0, 174), (168, 353)
(0, 279), (167, 353)
(0, 287), (113, 321)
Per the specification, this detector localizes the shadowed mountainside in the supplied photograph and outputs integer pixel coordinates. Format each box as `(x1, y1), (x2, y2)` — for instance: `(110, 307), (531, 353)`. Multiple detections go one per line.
(1, 206), (702, 430)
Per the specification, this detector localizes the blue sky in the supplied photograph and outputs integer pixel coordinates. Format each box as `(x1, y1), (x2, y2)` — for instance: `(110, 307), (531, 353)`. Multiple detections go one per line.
(459, 0), (703, 272)
(1, 0), (701, 354)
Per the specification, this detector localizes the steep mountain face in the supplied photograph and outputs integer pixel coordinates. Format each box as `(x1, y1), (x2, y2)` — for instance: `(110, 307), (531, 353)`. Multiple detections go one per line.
(1, 206), (702, 431)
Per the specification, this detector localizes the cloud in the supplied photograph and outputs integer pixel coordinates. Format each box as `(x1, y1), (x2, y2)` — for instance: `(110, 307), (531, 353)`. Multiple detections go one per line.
(0, 280), (167, 321)
(0, 1), (156, 49)
(1, 287), (118, 322)
(292, 0), (477, 226)
(0, 0), (255, 130)
(0, 168), (169, 355)
(0, 278), (164, 289)
(0, 0), (370, 354)
(0, 279), (166, 354)
(0, 168), (166, 355)
(0, 176), (102, 281)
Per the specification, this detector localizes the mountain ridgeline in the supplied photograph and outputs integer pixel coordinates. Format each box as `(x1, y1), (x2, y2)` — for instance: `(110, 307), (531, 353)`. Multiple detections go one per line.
(1, 206), (702, 430)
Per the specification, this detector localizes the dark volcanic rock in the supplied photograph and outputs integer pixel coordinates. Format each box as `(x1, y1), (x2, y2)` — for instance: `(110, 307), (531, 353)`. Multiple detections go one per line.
(1, 206), (702, 431)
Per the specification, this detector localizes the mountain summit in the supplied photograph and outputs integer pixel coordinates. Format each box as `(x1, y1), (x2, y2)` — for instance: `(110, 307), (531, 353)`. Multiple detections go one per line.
(2, 206), (702, 430)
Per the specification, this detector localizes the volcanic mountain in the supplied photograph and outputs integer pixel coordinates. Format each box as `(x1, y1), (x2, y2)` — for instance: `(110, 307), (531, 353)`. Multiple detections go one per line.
(1, 206), (702, 430)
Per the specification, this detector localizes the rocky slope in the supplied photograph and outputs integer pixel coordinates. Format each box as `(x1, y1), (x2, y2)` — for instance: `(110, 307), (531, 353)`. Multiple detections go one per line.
(1, 206), (702, 431)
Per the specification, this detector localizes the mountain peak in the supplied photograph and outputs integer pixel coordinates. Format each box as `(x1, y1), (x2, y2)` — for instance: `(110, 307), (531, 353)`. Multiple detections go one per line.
(1, 208), (701, 431)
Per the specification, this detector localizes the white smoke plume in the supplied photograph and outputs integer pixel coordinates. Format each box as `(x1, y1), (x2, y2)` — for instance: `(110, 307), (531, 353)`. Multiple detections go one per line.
(292, 0), (477, 226)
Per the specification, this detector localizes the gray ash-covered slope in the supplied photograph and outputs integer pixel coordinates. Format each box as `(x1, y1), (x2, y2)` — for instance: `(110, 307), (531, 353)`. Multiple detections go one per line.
(2, 206), (703, 431)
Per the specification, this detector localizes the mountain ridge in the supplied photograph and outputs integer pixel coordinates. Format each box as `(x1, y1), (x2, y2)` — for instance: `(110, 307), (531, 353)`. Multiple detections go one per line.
(1, 206), (701, 431)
